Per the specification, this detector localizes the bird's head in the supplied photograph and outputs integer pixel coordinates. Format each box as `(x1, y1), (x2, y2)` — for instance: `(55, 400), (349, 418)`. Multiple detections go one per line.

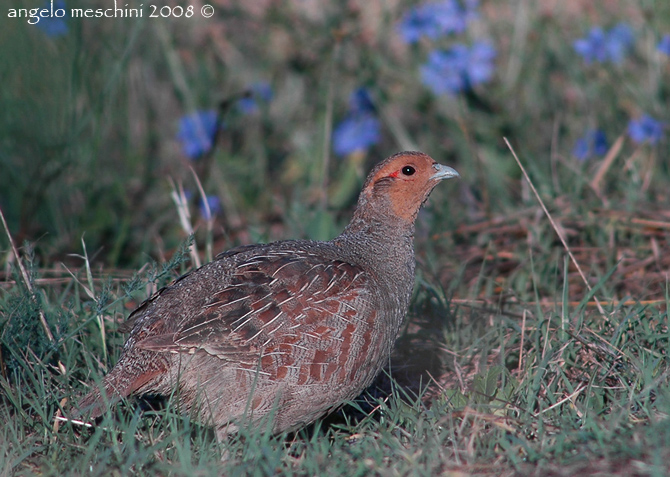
(354, 151), (459, 226)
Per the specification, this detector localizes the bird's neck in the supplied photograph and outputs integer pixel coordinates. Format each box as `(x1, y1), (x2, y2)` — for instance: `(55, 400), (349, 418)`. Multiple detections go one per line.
(340, 213), (415, 242)
(336, 213), (416, 282)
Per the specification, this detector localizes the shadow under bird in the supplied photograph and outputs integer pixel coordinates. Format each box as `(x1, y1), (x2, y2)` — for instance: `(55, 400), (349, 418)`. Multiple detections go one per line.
(76, 151), (459, 440)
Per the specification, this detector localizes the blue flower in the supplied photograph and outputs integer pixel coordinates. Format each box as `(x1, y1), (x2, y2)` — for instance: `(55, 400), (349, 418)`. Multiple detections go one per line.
(177, 110), (219, 159)
(658, 35), (670, 56)
(574, 28), (608, 63)
(398, 0), (479, 44)
(333, 114), (381, 157)
(36, 0), (68, 37)
(348, 88), (376, 114)
(607, 23), (634, 61)
(199, 195), (221, 220)
(627, 115), (664, 144)
(332, 87), (381, 157)
(420, 42), (496, 95)
(574, 23), (634, 64)
(465, 42), (497, 84)
(421, 48), (468, 94)
(237, 82), (273, 114)
(182, 189), (194, 201)
(573, 130), (609, 161)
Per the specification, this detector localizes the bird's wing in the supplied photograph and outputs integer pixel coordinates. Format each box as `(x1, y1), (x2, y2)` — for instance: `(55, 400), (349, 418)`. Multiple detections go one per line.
(117, 244), (259, 334)
(133, 250), (377, 369)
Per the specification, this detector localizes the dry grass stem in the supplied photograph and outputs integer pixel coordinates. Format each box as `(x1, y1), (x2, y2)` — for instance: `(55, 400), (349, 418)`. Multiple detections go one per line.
(504, 137), (606, 316)
(0, 206), (57, 345)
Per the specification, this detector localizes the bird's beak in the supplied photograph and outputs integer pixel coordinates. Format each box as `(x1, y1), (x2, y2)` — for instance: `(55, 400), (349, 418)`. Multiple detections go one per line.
(431, 163), (460, 181)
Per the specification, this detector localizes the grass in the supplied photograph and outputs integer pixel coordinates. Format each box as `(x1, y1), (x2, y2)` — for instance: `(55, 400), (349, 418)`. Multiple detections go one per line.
(2, 0), (670, 475)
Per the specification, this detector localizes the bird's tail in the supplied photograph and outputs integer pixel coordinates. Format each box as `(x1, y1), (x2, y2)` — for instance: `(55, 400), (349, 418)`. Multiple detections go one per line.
(73, 351), (168, 419)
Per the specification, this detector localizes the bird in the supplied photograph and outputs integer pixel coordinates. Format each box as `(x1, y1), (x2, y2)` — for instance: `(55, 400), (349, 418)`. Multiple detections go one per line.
(76, 151), (459, 440)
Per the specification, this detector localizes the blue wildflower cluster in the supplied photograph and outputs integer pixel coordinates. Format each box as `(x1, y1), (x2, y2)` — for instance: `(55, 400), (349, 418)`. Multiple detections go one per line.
(573, 130), (609, 161)
(571, 24), (665, 151)
(398, 0), (496, 96)
(180, 190), (221, 219)
(177, 110), (219, 159)
(177, 83), (273, 159)
(35, 0), (68, 37)
(332, 88), (381, 157)
(573, 23), (634, 64)
(627, 115), (665, 145)
(658, 35), (670, 56)
(421, 42), (496, 95)
(199, 195), (221, 220)
(397, 0), (478, 44)
(237, 82), (274, 114)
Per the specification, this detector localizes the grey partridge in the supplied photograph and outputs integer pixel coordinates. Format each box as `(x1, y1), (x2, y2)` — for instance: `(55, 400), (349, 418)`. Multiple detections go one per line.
(77, 151), (459, 439)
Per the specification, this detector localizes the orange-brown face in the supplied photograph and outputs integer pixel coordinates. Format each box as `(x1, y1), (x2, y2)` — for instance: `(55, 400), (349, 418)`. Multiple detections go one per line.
(361, 151), (459, 223)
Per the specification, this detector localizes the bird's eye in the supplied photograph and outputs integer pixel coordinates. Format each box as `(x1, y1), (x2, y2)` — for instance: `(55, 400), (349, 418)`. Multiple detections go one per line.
(402, 166), (415, 176)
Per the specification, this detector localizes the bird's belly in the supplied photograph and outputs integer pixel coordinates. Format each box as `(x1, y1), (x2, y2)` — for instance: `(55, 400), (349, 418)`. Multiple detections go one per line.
(165, 312), (399, 434)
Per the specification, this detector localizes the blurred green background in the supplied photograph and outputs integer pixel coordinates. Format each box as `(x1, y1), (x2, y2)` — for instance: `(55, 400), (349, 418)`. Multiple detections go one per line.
(2, 0), (667, 270)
